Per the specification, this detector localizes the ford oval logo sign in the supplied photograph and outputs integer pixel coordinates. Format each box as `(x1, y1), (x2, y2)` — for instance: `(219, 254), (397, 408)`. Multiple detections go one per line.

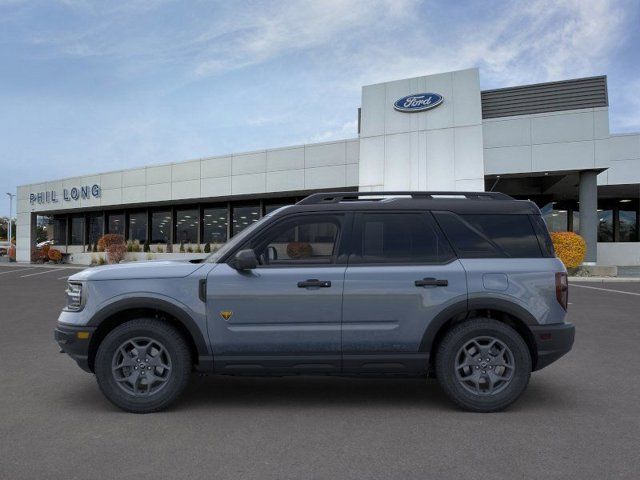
(394, 93), (443, 112)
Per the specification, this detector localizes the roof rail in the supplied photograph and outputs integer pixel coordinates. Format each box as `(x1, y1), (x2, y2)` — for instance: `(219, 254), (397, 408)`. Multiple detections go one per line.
(296, 191), (512, 205)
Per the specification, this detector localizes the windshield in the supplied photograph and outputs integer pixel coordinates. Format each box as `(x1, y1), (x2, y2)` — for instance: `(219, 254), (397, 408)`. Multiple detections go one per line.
(204, 206), (291, 263)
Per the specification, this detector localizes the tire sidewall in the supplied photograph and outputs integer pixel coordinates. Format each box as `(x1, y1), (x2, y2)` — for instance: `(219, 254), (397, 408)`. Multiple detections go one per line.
(95, 319), (190, 413)
(436, 319), (531, 412)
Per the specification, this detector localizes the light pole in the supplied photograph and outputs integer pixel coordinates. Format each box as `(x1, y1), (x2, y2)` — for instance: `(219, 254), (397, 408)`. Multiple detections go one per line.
(6, 192), (15, 243)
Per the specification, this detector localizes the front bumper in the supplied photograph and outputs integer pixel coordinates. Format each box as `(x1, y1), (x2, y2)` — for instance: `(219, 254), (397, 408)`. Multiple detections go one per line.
(54, 324), (96, 373)
(530, 322), (575, 371)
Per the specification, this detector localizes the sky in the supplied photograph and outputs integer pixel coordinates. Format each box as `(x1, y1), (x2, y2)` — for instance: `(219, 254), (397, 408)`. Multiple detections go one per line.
(1, 0), (639, 216)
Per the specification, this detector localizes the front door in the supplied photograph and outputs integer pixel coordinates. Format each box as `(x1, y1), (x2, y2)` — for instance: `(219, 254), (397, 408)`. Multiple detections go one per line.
(207, 213), (348, 374)
(341, 211), (467, 374)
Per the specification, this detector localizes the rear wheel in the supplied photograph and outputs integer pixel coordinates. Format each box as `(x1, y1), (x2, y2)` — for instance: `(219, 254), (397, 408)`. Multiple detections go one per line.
(95, 318), (192, 413)
(435, 318), (531, 412)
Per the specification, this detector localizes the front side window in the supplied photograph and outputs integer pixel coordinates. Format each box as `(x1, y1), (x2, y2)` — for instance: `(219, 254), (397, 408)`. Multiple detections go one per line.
(247, 215), (342, 266)
(351, 212), (454, 264)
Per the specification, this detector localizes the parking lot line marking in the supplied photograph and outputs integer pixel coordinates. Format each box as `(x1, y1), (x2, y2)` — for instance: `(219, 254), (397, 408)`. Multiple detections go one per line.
(20, 269), (65, 278)
(0, 268), (34, 275)
(572, 284), (640, 297)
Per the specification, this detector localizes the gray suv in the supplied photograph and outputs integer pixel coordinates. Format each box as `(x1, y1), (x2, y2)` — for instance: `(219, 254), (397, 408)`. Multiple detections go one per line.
(55, 191), (574, 413)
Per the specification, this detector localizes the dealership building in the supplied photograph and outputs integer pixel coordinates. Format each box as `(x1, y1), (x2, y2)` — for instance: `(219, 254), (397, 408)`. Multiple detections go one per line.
(15, 68), (640, 265)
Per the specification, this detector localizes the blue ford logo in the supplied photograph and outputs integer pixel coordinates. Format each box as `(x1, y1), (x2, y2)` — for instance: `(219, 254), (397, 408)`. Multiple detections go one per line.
(394, 93), (443, 112)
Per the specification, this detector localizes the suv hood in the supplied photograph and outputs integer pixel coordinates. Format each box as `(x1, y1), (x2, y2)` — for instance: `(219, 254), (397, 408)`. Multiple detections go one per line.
(69, 261), (206, 281)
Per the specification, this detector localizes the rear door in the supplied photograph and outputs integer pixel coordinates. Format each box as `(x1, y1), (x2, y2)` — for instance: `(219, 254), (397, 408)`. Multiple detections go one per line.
(341, 211), (467, 374)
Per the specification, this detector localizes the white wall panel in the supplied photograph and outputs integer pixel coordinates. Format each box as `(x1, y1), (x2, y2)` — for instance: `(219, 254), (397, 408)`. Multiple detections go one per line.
(172, 160), (200, 182)
(171, 180), (200, 200)
(482, 118), (531, 148)
(122, 168), (146, 187)
(484, 145), (532, 175)
(146, 165), (172, 184)
(531, 112), (594, 144)
(232, 152), (266, 175)
(305, 165), (346, 190)
(232, 173), (266, 195)
(266, 170), (305, 191)
(201, 177), (231, 197)
(266, 148), (304, 172)
(305, 142), (346, 168)
(532, 141), (595, 171)
(454, 125), (484, 180)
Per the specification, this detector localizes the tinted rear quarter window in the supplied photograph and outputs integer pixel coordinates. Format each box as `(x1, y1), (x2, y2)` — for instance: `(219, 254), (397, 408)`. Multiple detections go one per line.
(434, 212), (543, 258)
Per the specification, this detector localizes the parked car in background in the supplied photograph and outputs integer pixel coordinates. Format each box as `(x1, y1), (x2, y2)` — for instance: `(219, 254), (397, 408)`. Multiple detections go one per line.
(55, 191), (574, 414)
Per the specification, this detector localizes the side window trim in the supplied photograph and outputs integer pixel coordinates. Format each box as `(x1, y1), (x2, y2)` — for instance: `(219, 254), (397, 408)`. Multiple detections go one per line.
(347, 210), (457, 266)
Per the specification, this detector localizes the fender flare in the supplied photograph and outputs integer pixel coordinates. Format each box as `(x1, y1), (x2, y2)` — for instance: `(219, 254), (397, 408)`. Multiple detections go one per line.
(87, 296), (209, 357)
(419, 297), (538, 353)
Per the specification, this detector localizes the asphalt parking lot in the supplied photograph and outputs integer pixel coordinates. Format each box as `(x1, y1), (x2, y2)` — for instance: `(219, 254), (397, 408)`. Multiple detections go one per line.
(0, 264), (639, 480)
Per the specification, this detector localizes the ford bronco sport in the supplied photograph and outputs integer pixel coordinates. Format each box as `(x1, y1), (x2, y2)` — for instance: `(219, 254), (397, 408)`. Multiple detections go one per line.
(55, 191), (574, 413)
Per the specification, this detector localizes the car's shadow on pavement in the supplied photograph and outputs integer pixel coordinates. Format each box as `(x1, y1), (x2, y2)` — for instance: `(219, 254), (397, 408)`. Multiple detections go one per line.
(57, 373), (574, 414)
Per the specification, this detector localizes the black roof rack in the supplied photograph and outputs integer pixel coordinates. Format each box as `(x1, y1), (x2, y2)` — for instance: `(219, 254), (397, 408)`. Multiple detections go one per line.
(296, 191), (512, 205)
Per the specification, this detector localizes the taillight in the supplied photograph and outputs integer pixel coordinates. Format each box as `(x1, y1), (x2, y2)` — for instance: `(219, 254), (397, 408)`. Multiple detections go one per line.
(555, 272), (568, 310)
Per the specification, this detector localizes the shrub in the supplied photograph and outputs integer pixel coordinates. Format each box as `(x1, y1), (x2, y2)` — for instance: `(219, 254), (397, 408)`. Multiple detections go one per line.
(146, 253), (154, 261)
(132, 240), (141, 253)
(97, 234), (124, 252)
(166, 243), (173, 253)
(187, 245), (193, 253)
(48, 248), (62, 263)
(143, 241), (150, 252)
(126, 241), (134, 252)
(550, 231), (586, 269)
(98, 255), (106, 265)
(106, 243), (127, 264)
(195, 244), (202, 253)
(93, 243), (98, 253)
(156, 245), (164, 253)
(8, 244), (16, 261)
(179, 242), (185, 253)
(204, 242), (211, 253)
(286, 242), (312, 259)
(41, 244), (51, 260)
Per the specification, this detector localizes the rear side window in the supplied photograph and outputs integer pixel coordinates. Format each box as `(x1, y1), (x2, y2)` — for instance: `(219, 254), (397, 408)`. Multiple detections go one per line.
(350, 212), (455, 264)
(530, 214), (555, 257)
(434, 212), (543, 258)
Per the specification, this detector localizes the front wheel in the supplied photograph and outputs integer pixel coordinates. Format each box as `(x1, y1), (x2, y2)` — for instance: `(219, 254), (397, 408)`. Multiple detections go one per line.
(435, 318), (531, 412)
(95, 319), (192, 413)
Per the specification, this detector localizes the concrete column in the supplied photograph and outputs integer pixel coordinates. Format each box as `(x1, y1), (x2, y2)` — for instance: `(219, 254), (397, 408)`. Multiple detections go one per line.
(579, 170), (598, 264)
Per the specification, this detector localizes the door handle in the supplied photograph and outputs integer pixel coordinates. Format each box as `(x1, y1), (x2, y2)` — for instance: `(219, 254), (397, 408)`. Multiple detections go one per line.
(297, 279), (332, 288)
(414, 278), (448, 287)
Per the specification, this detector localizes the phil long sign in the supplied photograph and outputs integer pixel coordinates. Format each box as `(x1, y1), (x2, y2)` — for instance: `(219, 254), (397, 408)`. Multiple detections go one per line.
(393, 93), (443, 112)
(30, 184), (101, 204)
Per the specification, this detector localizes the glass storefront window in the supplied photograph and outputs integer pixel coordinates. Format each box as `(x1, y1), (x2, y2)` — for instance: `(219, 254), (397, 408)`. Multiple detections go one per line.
(88, 213), (103, 246)
(176, 208), (198, 244)
(540, 203), (568, 232)
(129, 211), (147, 243)
(232, 204), (260, 236)
(53, 217), (67, 245)
(107, 213), (125, 236)
(619, 205), (638, 242)
(598, 209), (613, 242)
(36, 216), (54, 243)
(70, 215), (85, 245)
(203, 207), (228, 244)
(151, 210), (171, 244)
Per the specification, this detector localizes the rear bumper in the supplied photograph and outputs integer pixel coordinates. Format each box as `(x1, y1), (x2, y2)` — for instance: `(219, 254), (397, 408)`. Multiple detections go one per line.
(530, 322), (575, 371)
(54, 324), (96, 373)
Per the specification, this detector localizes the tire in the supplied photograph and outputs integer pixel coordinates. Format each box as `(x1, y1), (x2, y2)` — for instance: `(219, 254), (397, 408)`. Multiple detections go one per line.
(435, 318), (531, 412)
(95, 318), (192, 413)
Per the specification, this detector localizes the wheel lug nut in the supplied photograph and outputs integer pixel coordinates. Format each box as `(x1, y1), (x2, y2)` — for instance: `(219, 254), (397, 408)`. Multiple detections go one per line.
(482, 370), (486, 374)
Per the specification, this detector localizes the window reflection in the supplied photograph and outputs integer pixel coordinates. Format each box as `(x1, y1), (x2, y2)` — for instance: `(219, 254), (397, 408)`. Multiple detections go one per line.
(232, 205), (260, 236)
(151, 211), (171, 244)
(203, 207), (228, 244)
(108, 213), (125, 236)
(129, 211), (147, 243)
(176, 208), (198, 244)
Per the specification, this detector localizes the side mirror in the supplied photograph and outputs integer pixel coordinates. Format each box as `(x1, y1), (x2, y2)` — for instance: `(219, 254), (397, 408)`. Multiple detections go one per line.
(232, 249), (258, 270)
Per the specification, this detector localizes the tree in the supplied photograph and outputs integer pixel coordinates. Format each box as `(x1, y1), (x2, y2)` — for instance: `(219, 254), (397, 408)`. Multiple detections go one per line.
(0, 217), (16, 241)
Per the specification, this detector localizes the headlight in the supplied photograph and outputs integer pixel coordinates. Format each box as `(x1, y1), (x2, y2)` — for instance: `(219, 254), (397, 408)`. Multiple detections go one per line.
(65, 282), (84, 311)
